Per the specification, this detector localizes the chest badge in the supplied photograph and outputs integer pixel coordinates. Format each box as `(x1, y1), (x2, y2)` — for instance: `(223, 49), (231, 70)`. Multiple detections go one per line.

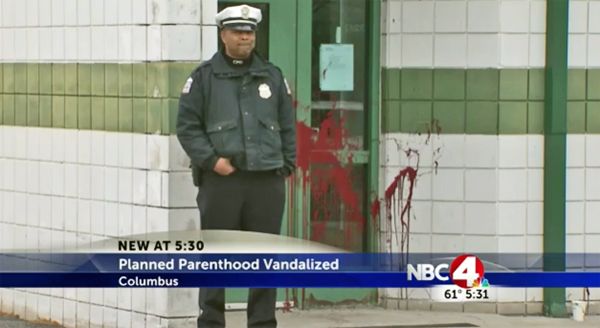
(258, 83), (272, 99)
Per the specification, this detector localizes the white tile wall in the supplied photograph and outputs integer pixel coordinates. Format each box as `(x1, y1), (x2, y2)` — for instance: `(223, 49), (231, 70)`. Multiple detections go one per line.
(498, 169), (527, 201)
(498, 136), (527, 168)
(497, 202), (526, 235)
(431, 234), (463, 252)
(132, 205), (147, 235)
(90, 304), (104, 327)
(500, 34), (529, 67)
(464, 136), (497, 168)
(587, 168), (600, 200)
(464, 169), (497, 201)
(77, 0), (91, 26)
(133, 169), (148, 205)
(91, 200), (105, 236)
(1, 5), (210, 63)
(103, 306), (117, 327)
(586, 135), (600, 167)
(105, 26), (119, 61)
(104, 0), (119, 25)
(26, 161), (39, 193)
(132, 25), (147, 61)
(105, 167), (119, 202)
(147, 170), (162, 206)
(132, 0), (147, 24)
(567, 168), (585, 201)
(411, 173), (432, 201)
(567, 201), (585, 234)
(165, 172), (196, 207)
(78, 165), (92, 199)
(104, 202), (119, 237)
(431, 168), (463, 201)
(567, 234), (585, 253)
(434, 34), (467, 67)
(432, 202), (463, 234)
(567, 135), (586, 167)
(464, 202), (498, 235)
(434, 0), (466, 32)
(78, 199), (92, 234)
(118, 169), (133, 203)
(569, 34), (588, 67)
(585, 235), (600, 253)
(15, 128), (28, 159)
(26, 28), (40, 61)
(118, 0), (133, 25)
(408, 201), (432, 233)
(26, 194), (39, 226)
(147, 25), (162, 62)
(401, 34), (433, 67)
(407, 234), (431, 253)
(588, 34), (600, 67)
(402, 1), (434, 33)
(118, 25), (133, 61)
(500, 0), (530, 33)
(64, 198), (77, 231)
(147, 207), (169, 232)
(14, 161), (27, 192)
(147, 135), (170, 170)
(161, 25), (201, 61)
(382, 0), (552, 68)
(527, 169), (543, 201)
(570, 1), (589, 34)
(386, 34), (402, 69)
(468, 1), (499, 33)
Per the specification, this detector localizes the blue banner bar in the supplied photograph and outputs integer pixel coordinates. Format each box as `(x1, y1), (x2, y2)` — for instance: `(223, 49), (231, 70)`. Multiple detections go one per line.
(1, 272), (600, 288)
(2, 253), (600, 272)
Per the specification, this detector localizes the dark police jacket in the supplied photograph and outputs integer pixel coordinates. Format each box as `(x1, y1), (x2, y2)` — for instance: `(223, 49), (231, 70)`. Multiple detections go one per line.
(176, 51), (296, 185)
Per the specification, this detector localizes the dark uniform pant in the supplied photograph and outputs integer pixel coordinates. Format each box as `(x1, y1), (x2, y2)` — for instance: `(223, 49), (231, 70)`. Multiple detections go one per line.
(196, 170), (285, 328)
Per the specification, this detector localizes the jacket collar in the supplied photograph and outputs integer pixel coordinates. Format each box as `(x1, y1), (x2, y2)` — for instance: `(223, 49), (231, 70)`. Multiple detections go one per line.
(211, 51), (270, 77)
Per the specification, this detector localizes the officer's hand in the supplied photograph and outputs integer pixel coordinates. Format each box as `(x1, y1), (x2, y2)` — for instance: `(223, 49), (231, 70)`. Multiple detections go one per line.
(213, 157), (236, 176)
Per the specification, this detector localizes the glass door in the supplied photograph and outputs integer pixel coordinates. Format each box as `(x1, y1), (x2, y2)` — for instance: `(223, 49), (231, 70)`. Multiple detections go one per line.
(299, 0), (376, 306)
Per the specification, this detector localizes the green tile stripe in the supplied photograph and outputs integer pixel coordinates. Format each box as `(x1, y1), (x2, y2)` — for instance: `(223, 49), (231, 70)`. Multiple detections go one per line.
(0, 62), (198, 135)
(382, 68), (600, 134)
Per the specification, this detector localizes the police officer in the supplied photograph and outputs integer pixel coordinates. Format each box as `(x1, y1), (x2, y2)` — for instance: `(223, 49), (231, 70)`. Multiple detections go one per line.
(176, 4), (296, 328)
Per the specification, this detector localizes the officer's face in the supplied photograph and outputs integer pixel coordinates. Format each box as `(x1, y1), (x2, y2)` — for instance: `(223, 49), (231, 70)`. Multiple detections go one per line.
(220, 28), (256, 59)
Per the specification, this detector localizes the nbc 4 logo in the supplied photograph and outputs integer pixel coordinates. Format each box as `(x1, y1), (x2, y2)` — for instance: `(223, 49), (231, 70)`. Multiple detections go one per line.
(407, 254), (490, 288)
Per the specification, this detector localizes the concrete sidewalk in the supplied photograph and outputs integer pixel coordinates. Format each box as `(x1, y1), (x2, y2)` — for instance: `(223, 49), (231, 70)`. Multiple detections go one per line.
(2, 308), (600, 327)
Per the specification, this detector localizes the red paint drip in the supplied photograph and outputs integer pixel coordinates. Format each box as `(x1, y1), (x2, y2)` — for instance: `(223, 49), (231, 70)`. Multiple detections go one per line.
(384, 166), (418, 253)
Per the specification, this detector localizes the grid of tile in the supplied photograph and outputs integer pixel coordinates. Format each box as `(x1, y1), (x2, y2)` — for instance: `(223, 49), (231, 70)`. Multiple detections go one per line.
(0, 62), (200, 134)
(0, 0), (219, 62)
(382, 0), (548, 68)
(0, 126), (200, 326)
(380, 132), (600, 302)
(381, 68), (600, 134)
(0, 126), (198, 247)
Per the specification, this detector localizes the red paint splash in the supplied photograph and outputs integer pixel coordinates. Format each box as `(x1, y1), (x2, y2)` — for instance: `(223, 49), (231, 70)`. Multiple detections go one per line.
(296, 102), (364, 247)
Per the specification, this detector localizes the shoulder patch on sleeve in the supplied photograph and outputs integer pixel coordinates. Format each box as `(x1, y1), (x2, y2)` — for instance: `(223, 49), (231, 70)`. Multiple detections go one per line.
(182, 77), (193, 94)
(284, 78), (292, 95)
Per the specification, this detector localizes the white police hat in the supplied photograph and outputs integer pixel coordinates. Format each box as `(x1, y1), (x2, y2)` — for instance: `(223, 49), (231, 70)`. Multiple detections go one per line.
(215, 4), (262, 31)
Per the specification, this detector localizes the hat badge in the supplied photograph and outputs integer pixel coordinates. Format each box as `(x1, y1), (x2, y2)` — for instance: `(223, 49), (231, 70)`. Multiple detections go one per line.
(241, 6), (250, 19)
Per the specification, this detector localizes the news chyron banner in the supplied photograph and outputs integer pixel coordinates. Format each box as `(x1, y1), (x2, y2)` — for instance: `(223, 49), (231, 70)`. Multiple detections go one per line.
(1, 230), (600, 301)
